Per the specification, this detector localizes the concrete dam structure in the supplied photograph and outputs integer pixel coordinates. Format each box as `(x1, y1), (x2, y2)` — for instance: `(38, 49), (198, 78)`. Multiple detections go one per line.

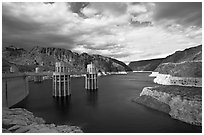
(2, 73), (29, 108)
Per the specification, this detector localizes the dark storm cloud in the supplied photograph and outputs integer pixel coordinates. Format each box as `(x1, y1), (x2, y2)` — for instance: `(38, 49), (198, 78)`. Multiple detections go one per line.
(69, 2), (89, 13)
(3, 31), (76, 49)
(131, 2), (141, 5)
(2, 3), (76, 49)
(69, 2), (89, 17)
(2, 12), (43, 34)
(153, 2), (202, 27)
(44, 2), (55, 5)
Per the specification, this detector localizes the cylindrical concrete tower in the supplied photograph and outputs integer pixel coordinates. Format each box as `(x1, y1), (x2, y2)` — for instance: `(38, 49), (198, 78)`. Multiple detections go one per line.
(53, 62), (71, 97)
(34, 67), (43, 82)
(85, 63), (98, 90)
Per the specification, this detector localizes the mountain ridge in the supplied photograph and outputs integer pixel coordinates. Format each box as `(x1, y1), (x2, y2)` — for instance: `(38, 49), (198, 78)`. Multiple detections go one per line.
(129, 45), (202, 71)
(3, 46), (132, 73)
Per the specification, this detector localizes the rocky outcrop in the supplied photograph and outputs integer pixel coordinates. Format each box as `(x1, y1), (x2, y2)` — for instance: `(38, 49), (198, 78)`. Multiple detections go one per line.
(150, 72), (202, 87)
(2, 108), (83, 133)
(134, 87), (202, 126)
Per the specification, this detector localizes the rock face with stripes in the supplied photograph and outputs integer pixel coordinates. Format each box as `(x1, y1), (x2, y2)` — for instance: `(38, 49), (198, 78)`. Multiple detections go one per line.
(53, 62), (71, 97)
(85, 63), (98, 90)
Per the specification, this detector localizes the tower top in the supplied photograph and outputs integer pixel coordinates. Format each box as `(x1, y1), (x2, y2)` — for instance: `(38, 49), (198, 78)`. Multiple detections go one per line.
(55, 61), (67, 67)
(87, 63), (97, 74)
(55, 61), (69, 73)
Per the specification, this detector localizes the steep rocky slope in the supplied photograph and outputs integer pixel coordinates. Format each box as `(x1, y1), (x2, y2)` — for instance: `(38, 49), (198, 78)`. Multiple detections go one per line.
(129, 45), (202, 71)
(155, 61), (202, 77)
(3, 46), (132, 73)
(162, 45), (202, 63)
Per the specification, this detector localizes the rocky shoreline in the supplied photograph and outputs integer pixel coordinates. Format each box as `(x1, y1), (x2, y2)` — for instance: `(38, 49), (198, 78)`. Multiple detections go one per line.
(150, 72), (202, 87)
(2, 108), (83, 133)
(133, 86), (202, 126)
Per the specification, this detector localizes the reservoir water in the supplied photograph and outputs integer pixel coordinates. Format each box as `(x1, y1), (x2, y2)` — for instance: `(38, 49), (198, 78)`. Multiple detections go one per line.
(13, 72), (201, 133)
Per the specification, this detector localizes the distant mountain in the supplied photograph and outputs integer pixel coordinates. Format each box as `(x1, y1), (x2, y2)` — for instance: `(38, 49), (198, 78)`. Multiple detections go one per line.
(2, 46), (132, 73)
(128, 58), (164, 71)
(162, 45), (202, 63)
(128, 45), (202, 71)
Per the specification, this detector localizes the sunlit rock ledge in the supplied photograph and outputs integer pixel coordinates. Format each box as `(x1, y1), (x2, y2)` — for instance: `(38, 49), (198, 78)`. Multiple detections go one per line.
(2, 108), (83, 133)
(149, 72), (202, 87)
(134, 86), (202, 126)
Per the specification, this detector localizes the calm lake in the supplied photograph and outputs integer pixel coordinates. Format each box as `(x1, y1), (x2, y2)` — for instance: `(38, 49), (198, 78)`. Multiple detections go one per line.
(13, 72), (201, 133)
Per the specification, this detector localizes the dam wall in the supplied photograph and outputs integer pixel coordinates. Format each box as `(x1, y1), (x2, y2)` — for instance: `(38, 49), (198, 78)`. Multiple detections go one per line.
(2, 73), (29, 108)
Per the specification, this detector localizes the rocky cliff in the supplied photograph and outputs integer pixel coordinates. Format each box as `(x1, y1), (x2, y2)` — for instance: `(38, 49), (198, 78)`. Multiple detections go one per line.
(134, 86), (202, 126)
(3, 46), (132, 73)
(2, 108), (83, 133)
(129, 45), (202, 71)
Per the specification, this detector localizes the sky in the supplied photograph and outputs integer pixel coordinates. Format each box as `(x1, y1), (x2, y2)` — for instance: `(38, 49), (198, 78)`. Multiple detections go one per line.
(2, 2), (202, 64)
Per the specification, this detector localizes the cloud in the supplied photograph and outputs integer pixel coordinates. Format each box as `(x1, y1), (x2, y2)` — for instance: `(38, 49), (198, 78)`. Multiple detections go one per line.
(81, 6), (98, 17)
(87, 2), (128, 17)
(153, 2), (202, 27)
(69, 2), (89, 17)
(127, 3), (147, 14)
(2, 2), (80, 49)
(2, 2), (202, 64)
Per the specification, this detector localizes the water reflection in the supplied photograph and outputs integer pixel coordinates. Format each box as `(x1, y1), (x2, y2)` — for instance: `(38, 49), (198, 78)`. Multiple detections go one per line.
(85, 90), (98, 107)
(53, 96), (71, 109)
